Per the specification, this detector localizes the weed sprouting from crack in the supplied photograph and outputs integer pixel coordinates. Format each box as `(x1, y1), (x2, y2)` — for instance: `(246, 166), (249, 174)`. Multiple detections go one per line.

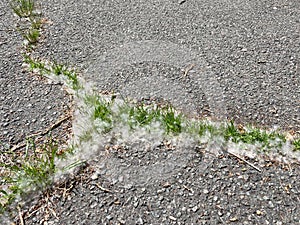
(3, 0), (300, 219)
(23, 54), (48, 72)
(127, 104), (161, 128)
(83, 94), (115, 133)
(10, 0), (35, 18)
(222, 120), (286, 151)
(76, 91), (295, 152)
(23, 55), (82, 90)
(293, 139), (300, 151)
(51, 60), (81, 90)
(0, 137), (62, 214)
(3, 53), (300, 219)
(21, 26), (40, 44)
(161, 106), (182, 134)
(116, 102), (182, 134)
(10, 0), (43, 48)
(1, 1), (81, 214)
(2, 56), (300, 216)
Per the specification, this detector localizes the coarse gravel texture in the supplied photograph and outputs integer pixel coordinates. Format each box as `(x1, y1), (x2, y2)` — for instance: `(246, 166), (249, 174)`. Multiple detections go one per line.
(33, 0), (300, 131)
(15, 142), (300, 225)
(1, 0), (300, 224)
(0, 1), (72, 149)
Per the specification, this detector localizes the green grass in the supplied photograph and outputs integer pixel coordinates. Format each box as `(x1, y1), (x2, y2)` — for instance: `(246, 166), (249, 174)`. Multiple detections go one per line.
(24, 55), (81, 90)
(52, 61), (65, 76)
(197, 121), (219, 137)
(4, 50), (300, 216)
(161, 106), (182, 134)
(81, 94), (294, 151)
(128, 105), (159, 127)
(2, 72), (299, 217)
(84, 94), (114, 123)
(62, 68), (81, 90)
(84, 94), (114, 133)
(292, 139), (300, 151)
(21, 26), (40, 44)
(0, 137), (60, 214)
(3, 0), (299, 218)
(11, 0), (42, 50)
(10, 0), (35, 18)
(24, 54), (48, 72)
(222, 120), (286, 150)
(30, 17), (42, 29)
(122, 104), (182, 134)
(2, 92), (297, 214)
(52, 61), (81, 90)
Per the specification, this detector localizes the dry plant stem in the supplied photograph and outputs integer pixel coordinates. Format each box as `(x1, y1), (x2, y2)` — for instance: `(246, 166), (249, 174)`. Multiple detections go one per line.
(10, 115), (72, 151)
(228, 151), (262, 172)
(96, 183), (114, 193)
(48, 206), (58, 220)
(0, 41), (8, 46)
(18, 205), (25, 225)
(183, 63), (195, 77)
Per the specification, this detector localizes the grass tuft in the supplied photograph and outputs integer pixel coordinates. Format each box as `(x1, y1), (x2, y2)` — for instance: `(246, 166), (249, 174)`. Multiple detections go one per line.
(5, 0), (299, 216)
(52, 61), (81, 90)
(223, 120), (286, 150)
(94, 100), (113, 123)
(127, 104), (160, 128)
(21, 27), (40, 44)
(23, 56), (81, 90)
(84, 94), (114, 133)
(293, 139), (300, 151)
(197, 122), (219, 137)
(161, 106), (182, 134)
(10, 0), (35, 18)
(62, 68), (81, 90)
(23, 54), (49, 74)
(0, 137), (61, 214)
(11, 0), (42, 48)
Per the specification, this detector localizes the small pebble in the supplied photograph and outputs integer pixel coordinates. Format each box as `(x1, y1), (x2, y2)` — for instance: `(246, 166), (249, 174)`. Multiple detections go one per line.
(117, 218), (125, 224)
(169, 215), (177, 221)
(192, 206), (198, 212)
(137, 218), (143, 224)
(256, 210), (263, 215)
(263, 196), (269, 200)
(90, 173), (98, 180)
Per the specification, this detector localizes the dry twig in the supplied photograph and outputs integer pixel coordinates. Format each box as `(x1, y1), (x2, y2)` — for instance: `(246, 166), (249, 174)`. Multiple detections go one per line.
(10, 115), (71, 152)
(96, 183), (114, 193)
(17, 206), (25, 225)
(228, 151), (262, 172)
(183, 64), (195, 77)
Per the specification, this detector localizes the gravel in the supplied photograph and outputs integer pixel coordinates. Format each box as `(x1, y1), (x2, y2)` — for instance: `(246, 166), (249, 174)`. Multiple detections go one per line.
(0, 1), (72, 149)
(16, 142), (300, 224)
(34, 0), (300, 131)
(1, 0), (300, 224)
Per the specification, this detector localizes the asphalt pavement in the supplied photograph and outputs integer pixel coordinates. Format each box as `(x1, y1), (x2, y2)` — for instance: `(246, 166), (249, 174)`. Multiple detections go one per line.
(35, 0), (300, 130)
(1, 0), (300, 224)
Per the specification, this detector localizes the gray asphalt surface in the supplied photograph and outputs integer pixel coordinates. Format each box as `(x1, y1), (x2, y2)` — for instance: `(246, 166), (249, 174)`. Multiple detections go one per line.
(16, 144), (300, 224)
(34, 0), (300, 130)
(0, 1), (72, 149)
(1, 0), (300, 224)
